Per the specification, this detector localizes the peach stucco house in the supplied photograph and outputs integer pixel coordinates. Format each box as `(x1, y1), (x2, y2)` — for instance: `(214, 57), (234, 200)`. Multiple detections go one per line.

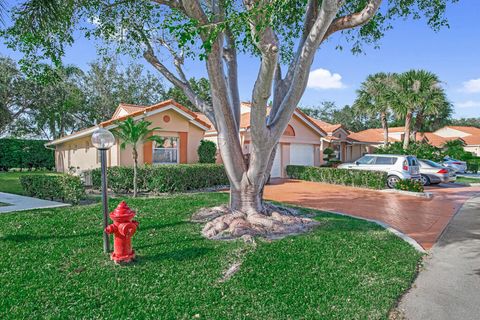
(46, 100), (210, 173)
(200, 103), (366, 177)
(47, 100), (358, 178)
(54, 99), (479, 178)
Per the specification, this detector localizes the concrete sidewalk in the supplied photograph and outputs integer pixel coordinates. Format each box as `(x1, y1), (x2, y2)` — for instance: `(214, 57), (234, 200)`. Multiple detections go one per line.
(0, 192), (70, 213)
(397, 196), (480, 320)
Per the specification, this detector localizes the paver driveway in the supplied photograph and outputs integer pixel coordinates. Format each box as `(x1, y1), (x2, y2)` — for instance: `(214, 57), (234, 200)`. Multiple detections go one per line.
(263, 180), (480, 250)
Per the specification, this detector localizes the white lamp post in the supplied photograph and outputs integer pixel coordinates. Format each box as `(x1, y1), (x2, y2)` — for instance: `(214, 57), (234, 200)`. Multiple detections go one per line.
(91, 128), (115, 254)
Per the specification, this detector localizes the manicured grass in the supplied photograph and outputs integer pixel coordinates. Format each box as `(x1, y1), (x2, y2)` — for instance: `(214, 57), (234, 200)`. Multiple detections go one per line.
(456, 176), (480, 184)
(0, 193), (421, 319)
(0, 171), (59, 195)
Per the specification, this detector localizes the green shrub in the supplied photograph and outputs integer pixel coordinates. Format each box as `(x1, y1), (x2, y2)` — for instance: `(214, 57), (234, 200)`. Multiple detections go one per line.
(197, 140), (217, 163)
(376, 141), (444, 162)
(0, 138), (55, 171)
(394, 179), (424, 193)
(286, 165), (387, 190)
(20, 174), (85, 204)
(467, 160), (479, 173)
(90, 164), (229, 194)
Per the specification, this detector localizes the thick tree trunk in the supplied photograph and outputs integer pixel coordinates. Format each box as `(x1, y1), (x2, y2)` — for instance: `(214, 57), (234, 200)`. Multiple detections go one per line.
(403, 110), (413, 150)
(380, 111), (389, 145)
(133, 147), (138, 198)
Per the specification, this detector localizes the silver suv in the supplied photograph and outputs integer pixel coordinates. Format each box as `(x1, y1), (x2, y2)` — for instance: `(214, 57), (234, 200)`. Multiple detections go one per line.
(338, 154), (421, 188)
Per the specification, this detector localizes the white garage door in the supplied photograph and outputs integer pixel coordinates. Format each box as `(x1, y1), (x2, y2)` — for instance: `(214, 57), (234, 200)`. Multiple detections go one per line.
(270, 150), (282, 178)
(290, 144), (314, 166)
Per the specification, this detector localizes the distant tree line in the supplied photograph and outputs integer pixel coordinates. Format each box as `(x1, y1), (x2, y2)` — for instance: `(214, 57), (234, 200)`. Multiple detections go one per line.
(0, 138), (54, 171)
(0, 55), (210, 140)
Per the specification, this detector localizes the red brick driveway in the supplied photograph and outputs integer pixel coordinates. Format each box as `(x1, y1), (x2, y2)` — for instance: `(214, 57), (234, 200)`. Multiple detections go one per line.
(263, 179), (480, 250)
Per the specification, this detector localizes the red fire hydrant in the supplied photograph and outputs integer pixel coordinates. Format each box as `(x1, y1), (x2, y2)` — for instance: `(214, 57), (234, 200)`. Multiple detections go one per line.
(105, 201), (139, 263)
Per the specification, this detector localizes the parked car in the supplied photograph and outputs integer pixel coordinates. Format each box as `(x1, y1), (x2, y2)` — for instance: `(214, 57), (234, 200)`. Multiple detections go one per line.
(338, 154), (420, 188)
(418, 159), (456, 185)
(443, 157), (467, 173)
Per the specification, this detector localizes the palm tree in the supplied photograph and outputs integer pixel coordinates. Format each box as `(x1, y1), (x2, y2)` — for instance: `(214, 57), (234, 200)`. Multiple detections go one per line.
(113, 118), (163, 197)
(354, 72), (397, 145)
(392, 70), (443, 149)
(411, 86), (450, 137)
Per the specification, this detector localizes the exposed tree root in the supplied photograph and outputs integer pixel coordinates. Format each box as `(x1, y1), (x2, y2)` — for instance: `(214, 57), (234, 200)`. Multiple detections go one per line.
(218, 239), (257, 283)
(192, 203), (319, 240)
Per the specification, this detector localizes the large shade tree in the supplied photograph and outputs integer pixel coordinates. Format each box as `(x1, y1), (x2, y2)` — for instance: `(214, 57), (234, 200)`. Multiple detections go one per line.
(3, 0), (456, 238)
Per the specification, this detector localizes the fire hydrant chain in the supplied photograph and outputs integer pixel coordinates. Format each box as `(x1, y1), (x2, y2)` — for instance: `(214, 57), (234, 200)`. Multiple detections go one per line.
(105, 201), (138, 264)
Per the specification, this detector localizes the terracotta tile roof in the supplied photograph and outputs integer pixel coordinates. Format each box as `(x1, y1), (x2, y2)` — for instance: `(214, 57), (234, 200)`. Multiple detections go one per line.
(418, 133), (456, 147)
(101, 99), (211, 129)
(203, 103), (326, 136)
(462, 135), (480, 145)
(307, 117), (343, 133)
(444, 126), (480, 135)
(347, 128), (401, 143)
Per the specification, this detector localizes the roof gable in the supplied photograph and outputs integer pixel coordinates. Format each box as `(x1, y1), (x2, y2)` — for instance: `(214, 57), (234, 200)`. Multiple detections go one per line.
(101, 100), (211, 130)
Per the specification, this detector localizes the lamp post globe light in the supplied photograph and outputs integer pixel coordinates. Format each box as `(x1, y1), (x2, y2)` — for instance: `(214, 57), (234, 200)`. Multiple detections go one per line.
(91, 128), (115, 254)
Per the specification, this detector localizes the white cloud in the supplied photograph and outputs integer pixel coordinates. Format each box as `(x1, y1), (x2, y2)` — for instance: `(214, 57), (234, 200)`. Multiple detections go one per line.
(307, 68), (345, 90)
(455, 100), (480, 108)
(461, 78), (480, 93)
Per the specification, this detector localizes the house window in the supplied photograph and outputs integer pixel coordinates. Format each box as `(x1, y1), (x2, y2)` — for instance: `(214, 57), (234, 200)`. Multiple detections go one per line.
(153, 137), (179, 164)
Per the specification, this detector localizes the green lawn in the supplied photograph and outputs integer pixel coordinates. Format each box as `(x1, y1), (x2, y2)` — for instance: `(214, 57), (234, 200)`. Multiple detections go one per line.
(0, 193), (421, 319)
(0, 171), (59, 195)
(456, 176), (480, 184)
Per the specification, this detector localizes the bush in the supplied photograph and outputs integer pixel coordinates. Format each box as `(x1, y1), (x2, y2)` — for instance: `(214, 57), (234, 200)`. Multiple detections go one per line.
(376, 142), (444, 162)
(20, 174), (85, 204)
(197, 140), (217, 163)
(286, 165), (387, 190)
(467, 159), (479, 173)
(0, 138), (55, 171)
(394, 179), (424, 193)
(90, 164), (229, 194)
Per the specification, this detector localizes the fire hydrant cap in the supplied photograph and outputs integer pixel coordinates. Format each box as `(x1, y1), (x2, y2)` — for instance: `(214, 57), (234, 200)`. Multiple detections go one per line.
(110, 201), (136, 222)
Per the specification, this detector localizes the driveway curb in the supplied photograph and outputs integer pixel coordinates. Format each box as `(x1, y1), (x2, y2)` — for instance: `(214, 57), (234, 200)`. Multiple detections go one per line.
(321, 210), (426, 253)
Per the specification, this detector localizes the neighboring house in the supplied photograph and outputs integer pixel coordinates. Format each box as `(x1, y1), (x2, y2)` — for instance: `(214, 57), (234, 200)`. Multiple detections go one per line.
(202, 102), (359, 178)
(433, 126), (480, 156)
(347, 125), (480, 157)
(47, 98), (480, 177)
(46, 100), (211, 173)
(307, 118), (351, 164)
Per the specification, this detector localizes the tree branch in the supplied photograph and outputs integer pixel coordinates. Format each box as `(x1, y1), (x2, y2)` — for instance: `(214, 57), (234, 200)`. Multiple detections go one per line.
(142, 39), (215, 125)
(223, 28), (241, 130)
(323, 0), (383, 40)
(269, 0), (340, 138)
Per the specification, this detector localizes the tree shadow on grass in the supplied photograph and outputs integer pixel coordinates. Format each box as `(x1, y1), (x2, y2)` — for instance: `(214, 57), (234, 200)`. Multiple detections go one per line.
(0, 232), (96, 243)
(135, 247), (212, 264)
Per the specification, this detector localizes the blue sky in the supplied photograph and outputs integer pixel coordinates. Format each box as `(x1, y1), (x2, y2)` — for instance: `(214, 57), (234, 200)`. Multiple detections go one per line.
(1, 0), (479, 119)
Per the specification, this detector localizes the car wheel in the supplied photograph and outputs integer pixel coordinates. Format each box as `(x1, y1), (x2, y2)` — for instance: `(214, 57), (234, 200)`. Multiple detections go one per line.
(387, 175), (400, 188)
(420, 175), (430, 186)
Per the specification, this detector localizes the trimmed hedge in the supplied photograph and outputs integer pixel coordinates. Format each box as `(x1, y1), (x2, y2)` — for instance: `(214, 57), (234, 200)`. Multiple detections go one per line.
(90, 164), (229, 194)
(467, 158), (480, 173)
(394, 179), (424, 193)
(20, 174), (85, 204)
(286, 165), (387, 190)
(0, 138), (55, 171)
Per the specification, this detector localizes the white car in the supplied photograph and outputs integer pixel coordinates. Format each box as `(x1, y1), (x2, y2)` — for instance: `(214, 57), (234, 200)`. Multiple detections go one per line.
(338, 154), (421, 188)
(442, 157), (467, 173)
